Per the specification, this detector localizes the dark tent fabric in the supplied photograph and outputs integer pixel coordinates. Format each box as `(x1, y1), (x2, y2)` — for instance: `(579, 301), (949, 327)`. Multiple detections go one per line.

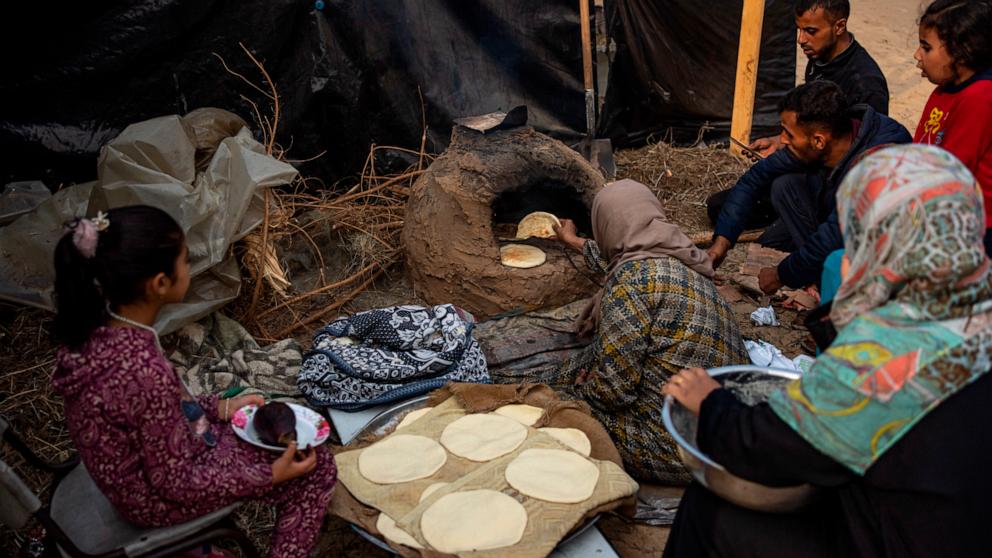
(601, 0), (797, 145)
(0, 0), (794, 188)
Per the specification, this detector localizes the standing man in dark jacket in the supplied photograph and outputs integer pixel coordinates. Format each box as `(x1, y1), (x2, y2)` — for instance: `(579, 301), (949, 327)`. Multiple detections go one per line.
(749, 0), (890, 157)
(707, 81), (910, 293)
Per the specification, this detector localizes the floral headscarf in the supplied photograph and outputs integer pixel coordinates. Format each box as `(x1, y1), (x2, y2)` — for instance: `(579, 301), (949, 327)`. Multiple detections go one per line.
(768, 145), (992, 474)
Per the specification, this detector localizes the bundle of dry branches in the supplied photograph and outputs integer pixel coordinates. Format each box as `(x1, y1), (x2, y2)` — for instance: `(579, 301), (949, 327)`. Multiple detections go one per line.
(245, 144), (433, 340)
(215, 45), (434, 341)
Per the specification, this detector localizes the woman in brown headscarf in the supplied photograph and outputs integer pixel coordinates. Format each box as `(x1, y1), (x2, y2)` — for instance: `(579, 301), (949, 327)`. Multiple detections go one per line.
(551, 179), (748, 483)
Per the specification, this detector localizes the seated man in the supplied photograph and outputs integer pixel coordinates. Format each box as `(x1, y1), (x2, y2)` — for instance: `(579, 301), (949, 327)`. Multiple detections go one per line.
(705, 0), (892, 226)
(707, 81), (910, 294)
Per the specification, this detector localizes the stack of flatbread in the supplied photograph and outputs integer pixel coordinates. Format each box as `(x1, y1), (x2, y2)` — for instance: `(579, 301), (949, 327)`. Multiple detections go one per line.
(499, 212), (562, 269)
(335, 397), (639, 557)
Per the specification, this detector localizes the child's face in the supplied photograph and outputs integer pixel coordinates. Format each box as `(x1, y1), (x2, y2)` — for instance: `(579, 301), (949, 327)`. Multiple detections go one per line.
(915, 25), (957, 86)
(164, 243), (191, 303)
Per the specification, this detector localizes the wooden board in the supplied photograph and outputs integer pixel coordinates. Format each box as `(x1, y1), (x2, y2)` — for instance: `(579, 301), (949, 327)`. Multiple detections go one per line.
(730, 0), (766, 157)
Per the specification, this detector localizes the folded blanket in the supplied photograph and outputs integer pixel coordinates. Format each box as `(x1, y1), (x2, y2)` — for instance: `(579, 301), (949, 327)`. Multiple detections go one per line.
(298, 305), (489, 410)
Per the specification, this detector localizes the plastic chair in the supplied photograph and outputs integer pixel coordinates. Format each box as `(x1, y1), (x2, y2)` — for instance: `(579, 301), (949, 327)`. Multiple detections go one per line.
(0, 415), (260, 558)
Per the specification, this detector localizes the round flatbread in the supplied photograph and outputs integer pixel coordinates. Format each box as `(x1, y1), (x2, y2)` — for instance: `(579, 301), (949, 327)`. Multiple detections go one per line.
(538, 427), (592, 456)
(500, 244), (547, 269)
(493, 404), (544, 426)
(359, 434), (447, 484)
(515, 211), (562, 240)
(421, 490), (528, 553)
(505, 448), (600, 503)
(376, 513), (424, 549)
(440, 414), (528, 462)
(396, 407), (433, 430)
(419, 482), (450, 502)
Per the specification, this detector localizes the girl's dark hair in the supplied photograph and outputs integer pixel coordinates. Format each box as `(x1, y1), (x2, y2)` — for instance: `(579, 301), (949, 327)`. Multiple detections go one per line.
(54, 205), (184, 348)
(921, 0), (992, 74)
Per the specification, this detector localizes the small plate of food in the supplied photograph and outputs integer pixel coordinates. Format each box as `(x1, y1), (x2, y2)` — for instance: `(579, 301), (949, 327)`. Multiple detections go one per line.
(231, 401), (331, 451)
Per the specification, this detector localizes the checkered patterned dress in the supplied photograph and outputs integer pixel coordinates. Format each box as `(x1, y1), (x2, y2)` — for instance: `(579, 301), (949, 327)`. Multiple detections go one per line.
(539, 241), (748, 484)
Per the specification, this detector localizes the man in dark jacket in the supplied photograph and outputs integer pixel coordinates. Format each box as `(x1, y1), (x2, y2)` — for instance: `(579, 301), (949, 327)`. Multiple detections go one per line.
(707, 81), (910, 294)
(747, 0), (890, 157)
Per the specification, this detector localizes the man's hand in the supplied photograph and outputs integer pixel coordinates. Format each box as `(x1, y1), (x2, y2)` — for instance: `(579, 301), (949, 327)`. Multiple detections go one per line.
(707, 236), (732, 269)
(749, 136), (782, 160)
(271, 442), (318, 485)
(553, 219), (586, 253)
(220, 394), (265, 421)
(662, 368), (721, 416)
(758, 266), (783, 295)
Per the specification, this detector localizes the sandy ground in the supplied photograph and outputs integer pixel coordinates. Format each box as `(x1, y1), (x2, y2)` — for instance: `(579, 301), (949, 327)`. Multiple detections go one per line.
(797, 0), (934, 132)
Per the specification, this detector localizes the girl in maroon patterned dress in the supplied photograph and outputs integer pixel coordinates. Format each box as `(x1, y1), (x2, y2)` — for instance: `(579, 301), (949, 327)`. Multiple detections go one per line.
(51, 206), (336, 558)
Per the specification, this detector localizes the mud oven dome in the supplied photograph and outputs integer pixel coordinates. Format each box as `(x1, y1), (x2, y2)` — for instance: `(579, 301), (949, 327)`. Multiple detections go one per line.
(402, 126), (607, 318)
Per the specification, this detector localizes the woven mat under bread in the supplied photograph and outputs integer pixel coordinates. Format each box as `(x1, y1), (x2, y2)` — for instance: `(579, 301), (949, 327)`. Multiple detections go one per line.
(331, 383), (639, 558)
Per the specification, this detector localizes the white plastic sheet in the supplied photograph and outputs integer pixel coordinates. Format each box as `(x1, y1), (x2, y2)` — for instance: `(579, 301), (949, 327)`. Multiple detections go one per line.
(0, 109), (297, 334)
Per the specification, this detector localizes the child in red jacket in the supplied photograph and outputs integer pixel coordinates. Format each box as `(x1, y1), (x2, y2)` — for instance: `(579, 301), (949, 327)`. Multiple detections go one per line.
(914, 0), (992, 253)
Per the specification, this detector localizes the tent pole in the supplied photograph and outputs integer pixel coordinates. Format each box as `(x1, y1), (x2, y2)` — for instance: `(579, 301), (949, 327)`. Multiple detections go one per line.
(730, 0), (765, 157)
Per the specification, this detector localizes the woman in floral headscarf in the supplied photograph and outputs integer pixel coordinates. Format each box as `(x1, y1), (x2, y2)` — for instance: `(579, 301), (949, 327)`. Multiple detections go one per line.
(662, 145), (992, 558)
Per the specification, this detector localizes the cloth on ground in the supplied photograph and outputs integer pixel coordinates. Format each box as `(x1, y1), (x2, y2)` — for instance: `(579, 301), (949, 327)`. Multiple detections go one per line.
(473, 298), (591, 383)
(749, 306), (779, 326)
(330, 383), (638, 558)
(298, 305), (489, 410)
(745, 339), (813, 373)
(168, 313), (303, 401)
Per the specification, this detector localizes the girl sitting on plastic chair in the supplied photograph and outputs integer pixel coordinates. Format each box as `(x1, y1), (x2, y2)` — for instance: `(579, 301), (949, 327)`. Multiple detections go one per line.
(51, 205), (336, 558)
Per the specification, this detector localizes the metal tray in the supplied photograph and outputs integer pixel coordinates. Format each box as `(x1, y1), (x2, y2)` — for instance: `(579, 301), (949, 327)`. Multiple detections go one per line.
(345, 396), (600, 554)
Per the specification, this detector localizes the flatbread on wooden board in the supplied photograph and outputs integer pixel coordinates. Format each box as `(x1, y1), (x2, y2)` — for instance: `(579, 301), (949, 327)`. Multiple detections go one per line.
(420, 490), (528, 553)
(494, 404), (545, 426)
(500, 244), (547, 269)
(440, 413), (528, 462)
(538, 427), (592, 456)
(359, 434), (447, 484)
(376, 513), (424, 549)
(515, 211), (562, 240)
(396, 407), (433, 430)
(505, 448), (600, 503)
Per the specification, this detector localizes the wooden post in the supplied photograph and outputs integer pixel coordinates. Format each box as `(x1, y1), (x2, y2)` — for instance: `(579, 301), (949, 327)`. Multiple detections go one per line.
(730, 0), (765, 157)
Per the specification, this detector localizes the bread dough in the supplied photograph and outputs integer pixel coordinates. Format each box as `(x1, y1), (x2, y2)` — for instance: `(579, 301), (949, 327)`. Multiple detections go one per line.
(376, 513), (424, 549)
(421, 490), (528, 552)
(515, 211), (562, 240)
(440, 413), (528, 462)
(538, 427), (592, 456)
(396, 407), (433, 430)
(499, 244), (547, 269)
(505, 448), (600, 503)
(494, 404), (544, 426)
(359, 434), (447, 484)
(419, 482), (449, 502)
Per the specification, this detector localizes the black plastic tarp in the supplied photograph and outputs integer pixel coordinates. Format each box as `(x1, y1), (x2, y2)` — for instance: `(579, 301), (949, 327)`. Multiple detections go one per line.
(600, 0), (796, 145)
(1, 0), (794, 187)
(601, 0), (797, 145)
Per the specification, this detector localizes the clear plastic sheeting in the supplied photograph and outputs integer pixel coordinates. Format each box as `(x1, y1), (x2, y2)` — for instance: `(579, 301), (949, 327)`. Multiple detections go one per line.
(0, 109), (297, 334)
(0, 181), (51, 226)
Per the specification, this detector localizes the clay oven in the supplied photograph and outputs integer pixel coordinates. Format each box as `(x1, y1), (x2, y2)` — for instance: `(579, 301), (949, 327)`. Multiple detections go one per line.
(402, 126), (606, 318)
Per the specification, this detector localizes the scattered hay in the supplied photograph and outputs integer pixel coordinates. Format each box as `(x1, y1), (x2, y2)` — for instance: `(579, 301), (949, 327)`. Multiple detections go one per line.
(615, 140), (749, 235)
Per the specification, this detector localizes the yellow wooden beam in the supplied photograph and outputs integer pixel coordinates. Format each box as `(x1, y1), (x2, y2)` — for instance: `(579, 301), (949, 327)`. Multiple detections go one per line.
(730, 0), (765, 157)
